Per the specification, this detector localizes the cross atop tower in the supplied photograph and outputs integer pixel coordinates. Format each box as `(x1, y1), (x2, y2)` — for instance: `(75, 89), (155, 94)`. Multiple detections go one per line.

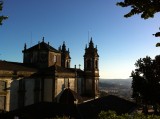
(79, 64), (81, 69)
(42, 37), (44, 42)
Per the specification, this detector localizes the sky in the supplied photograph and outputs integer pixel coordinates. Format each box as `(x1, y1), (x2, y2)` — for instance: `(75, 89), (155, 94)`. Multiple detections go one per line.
(0, 0), (160, 79)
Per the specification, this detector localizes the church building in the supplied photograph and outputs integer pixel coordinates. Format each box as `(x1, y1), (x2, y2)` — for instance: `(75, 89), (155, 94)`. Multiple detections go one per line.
(0, 37), (99, 111)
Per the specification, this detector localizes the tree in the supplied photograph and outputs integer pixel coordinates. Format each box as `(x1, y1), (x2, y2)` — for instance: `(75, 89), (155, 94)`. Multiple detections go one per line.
(116, 0), (160, 46)
(116, 1), (160, 19)
(0, 1), (8, 25)
(131, 56), (160, 114)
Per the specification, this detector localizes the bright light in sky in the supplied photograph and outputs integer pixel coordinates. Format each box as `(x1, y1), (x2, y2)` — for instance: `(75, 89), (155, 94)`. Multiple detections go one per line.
(0, 0), (160, 79)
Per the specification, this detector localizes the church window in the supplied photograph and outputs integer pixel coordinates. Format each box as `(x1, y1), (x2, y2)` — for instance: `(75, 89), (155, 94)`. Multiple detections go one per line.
(95, 80), (98, 91)
(95, 60), (98, 69)
(0, 81), (6, 111)
(66, 60), (70, 68)
(67, 61), (69, 68)
(87, 59), (91, 69)
(53, 55), (57, 63)
(30, 53), (33, 63)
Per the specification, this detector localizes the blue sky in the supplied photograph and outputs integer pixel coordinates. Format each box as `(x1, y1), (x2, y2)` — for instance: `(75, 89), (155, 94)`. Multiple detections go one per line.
(0, 0), (160, 79)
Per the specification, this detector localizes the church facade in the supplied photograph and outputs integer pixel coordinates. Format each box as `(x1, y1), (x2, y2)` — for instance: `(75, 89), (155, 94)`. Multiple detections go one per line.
(0, 37), (99, 111)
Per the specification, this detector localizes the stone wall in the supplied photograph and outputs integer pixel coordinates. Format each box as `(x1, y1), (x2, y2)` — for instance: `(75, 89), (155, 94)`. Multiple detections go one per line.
(25, 78), (34, 106)
(49, 52), (61, 67)
(10, 78), (19, 111)
(55, 78), (64, 98)
(86, 79), (92, 93)
(77, 78), (83, 95)
(43, 78), (53, 102)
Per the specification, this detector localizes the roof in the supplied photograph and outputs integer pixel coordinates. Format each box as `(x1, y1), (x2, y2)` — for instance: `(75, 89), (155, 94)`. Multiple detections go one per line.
(56, 66), (83, 73)
(0, 61), (37, 72)
(77, 95), (137, 119)
(4, 95), (137, 119)
(23, 41), (60, 53)
(29, 65), (84, 78)
(40, 65), (84, 77)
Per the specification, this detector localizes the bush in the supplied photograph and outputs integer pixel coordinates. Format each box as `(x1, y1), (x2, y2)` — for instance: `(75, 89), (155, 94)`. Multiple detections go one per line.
(98, 110), (160, 119)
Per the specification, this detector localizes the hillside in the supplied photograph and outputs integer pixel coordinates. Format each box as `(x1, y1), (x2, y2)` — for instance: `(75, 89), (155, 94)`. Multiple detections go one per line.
(99, 79), (132, 100)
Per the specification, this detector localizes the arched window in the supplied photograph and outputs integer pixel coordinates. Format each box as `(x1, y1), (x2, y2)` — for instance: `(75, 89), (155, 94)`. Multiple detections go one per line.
(66, 60), (70, 68)
(87, 59), (91, 69)
(95, 60), (98, 69)
(53, 55), (57, 63)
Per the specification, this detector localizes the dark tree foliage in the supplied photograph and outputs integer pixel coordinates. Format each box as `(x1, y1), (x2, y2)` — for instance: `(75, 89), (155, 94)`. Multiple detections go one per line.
(131, 56), (160, 114)
(117, 0), (160, 46)
(0, 1), (8, 25)
(117, 1), (160, 19)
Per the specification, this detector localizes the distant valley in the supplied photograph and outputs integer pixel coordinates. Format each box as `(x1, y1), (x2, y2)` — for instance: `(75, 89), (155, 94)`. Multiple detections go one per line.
(99, 79), (132, 100)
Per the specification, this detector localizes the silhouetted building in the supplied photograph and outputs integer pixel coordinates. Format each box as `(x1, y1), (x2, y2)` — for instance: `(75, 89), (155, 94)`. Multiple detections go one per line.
(0, 37), (99, 111)
(5, 95), (137, 119)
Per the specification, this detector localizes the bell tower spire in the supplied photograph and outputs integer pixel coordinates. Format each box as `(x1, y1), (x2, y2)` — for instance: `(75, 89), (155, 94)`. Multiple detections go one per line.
(83, 37), (99, 97)
(61, 41), (71, 68)
(89, 37), (94, 48)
